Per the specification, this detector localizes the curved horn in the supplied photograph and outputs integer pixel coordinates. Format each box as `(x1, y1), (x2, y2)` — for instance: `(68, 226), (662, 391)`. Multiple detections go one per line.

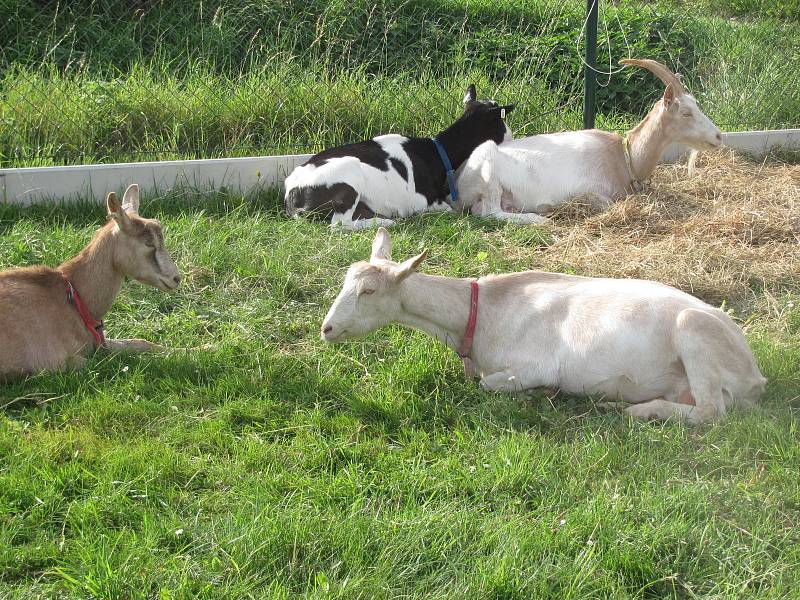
(619, 58), (685, 94)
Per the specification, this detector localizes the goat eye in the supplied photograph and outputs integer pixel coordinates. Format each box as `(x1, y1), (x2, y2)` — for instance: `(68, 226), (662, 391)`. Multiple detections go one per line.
(360, 288), (375, 296)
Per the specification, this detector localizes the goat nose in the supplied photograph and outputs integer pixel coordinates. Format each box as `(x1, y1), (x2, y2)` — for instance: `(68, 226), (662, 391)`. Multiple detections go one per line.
(173, 275), (182, 284)
(715, 132), (722, 142)
(322, 324), (333, 335)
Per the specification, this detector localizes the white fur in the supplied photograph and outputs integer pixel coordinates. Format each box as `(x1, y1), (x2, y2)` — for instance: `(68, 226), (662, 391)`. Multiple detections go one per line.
(456, 132), (619, 218)
(456, 61), (723, 222)
(321, 228), (766, 424)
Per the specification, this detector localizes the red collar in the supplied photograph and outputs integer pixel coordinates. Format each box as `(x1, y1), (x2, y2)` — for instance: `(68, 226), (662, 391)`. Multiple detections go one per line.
(457, 280), (479, 378)
(65, 278), (107, 348)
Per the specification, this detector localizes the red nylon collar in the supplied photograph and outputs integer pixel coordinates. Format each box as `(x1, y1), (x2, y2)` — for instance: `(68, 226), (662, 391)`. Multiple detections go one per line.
(65, 278), (107, 348)
(457, 280), (479, 378)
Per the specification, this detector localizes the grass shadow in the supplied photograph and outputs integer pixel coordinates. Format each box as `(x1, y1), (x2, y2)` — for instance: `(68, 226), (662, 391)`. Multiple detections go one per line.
(0, 187), (287, 228)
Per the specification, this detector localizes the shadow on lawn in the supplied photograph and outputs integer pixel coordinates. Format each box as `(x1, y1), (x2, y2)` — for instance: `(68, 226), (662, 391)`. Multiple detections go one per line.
(0, 188), (286, 227)
(0, 348), (224, 416)
(0, 188), (524, 231)
(345, 366), (613, 437)
(0, 184), (581, 244)
(212, 350), (586, 438)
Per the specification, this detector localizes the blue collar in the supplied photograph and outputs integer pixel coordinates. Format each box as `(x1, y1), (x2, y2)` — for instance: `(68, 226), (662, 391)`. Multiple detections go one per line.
(431, 137), (458, 202)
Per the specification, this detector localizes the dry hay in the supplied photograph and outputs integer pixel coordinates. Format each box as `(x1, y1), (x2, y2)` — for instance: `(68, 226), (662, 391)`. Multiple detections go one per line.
(529, 148), (800, 307)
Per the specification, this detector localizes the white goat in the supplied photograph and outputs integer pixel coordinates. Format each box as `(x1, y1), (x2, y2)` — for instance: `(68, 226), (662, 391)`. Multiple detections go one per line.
(455, 59), (723, 223)
(321, 228), (765, 424)
(0, 184), (181, 377)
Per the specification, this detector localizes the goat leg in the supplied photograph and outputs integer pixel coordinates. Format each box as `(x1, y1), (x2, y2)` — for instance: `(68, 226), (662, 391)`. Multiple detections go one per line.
(480, 370), (528, 392)
(333, 217), (396, 231)
(104, 338), (162, 353)
(485, 211), (548, 225)
(64, 354), (88, 371)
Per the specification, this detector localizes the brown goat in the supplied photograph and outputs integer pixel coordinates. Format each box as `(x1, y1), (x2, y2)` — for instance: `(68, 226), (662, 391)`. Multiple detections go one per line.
(0, 184), (181, 378)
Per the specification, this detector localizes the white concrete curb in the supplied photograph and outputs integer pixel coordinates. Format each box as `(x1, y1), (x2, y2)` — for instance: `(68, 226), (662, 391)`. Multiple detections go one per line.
(0, 154), (312, 206)
(662, 129), (800, 162)
(1, 129), (797, 205)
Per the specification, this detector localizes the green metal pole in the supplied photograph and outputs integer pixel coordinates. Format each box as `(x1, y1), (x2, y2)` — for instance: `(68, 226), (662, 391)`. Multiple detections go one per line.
(583, 0), (598, 129)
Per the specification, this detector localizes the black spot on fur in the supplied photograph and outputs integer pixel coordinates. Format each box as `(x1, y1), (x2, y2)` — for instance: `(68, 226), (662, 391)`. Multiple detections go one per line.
(402, 138), (446, 202)
(307, 140), (390, 172)
(352, 202), (377, 220)
(390, 158), (408, 181)
(285, 182), (358, 220)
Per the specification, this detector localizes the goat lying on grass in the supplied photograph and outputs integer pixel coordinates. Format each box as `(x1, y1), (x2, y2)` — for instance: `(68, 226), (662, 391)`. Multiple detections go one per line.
(284, 84), (515, 230)
(321, 228), (765, 424)
(0, 184), (181, 378)
(455, 59), (723, 223)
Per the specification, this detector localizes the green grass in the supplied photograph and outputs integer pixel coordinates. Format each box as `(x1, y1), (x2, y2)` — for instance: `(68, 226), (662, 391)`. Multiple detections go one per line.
(1, 190), (799, 597)
(1, 0), (798, 167)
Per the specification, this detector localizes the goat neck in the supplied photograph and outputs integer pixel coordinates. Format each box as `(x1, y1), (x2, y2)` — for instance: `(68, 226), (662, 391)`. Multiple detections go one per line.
(58, 222), (124, 319)
(625, 100), (673, 183)
(435, 118), (493, 171)
(397, 272), (474, 351)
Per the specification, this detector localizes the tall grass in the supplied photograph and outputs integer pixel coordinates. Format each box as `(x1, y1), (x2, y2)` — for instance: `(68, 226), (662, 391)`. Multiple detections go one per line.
(0, 64), (584, 167)
(0, 0), (798, 166)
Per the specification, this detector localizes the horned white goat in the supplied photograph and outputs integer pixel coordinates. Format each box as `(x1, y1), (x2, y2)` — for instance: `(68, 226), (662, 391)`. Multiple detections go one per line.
(0, 184), (181, 377)
(455, 59), (723, 223)
(321, 228), (765, 424)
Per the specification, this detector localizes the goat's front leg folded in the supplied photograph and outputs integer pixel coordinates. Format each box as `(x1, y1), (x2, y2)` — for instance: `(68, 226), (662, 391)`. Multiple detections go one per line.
(472, 179), (548, 225)
(64, 354), (88, 371)
(482, 209), (548, 225)
(480, 370), (528, 393)
(336, 218), (397, 231)
(424, 201), (453, 214)
(104, 338), (163, 353)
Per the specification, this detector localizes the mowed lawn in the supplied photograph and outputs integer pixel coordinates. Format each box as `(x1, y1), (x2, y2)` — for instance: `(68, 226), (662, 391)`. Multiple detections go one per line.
(1, 175), (799, 598)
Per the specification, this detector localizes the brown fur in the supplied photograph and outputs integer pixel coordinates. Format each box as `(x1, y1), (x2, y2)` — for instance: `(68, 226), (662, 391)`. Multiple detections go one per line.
(624, 100), (672, 184)
(0, 184), (180, 378)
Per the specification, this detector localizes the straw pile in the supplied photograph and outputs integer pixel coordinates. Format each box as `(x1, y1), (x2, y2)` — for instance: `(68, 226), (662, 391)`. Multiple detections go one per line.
(529, 148), (800, 306)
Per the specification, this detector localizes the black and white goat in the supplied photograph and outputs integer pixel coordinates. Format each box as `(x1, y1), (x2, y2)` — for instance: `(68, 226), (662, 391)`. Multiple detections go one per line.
(284, 85), (515, 230)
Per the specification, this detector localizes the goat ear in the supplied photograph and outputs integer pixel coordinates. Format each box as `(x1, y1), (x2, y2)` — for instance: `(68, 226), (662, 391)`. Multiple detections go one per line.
(106, 191), (132, 229)
(500, 103), (516, 114)
(121, 183), (140, 213)
(463, 84), (477, 105)
(393, 250), (427, 282)
(370, 226), (392, 263)
(663, 83), (676, 109)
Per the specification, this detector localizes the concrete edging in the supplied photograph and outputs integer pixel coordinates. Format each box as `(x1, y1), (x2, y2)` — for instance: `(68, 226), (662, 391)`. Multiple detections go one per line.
(1, 129), (797, 205)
